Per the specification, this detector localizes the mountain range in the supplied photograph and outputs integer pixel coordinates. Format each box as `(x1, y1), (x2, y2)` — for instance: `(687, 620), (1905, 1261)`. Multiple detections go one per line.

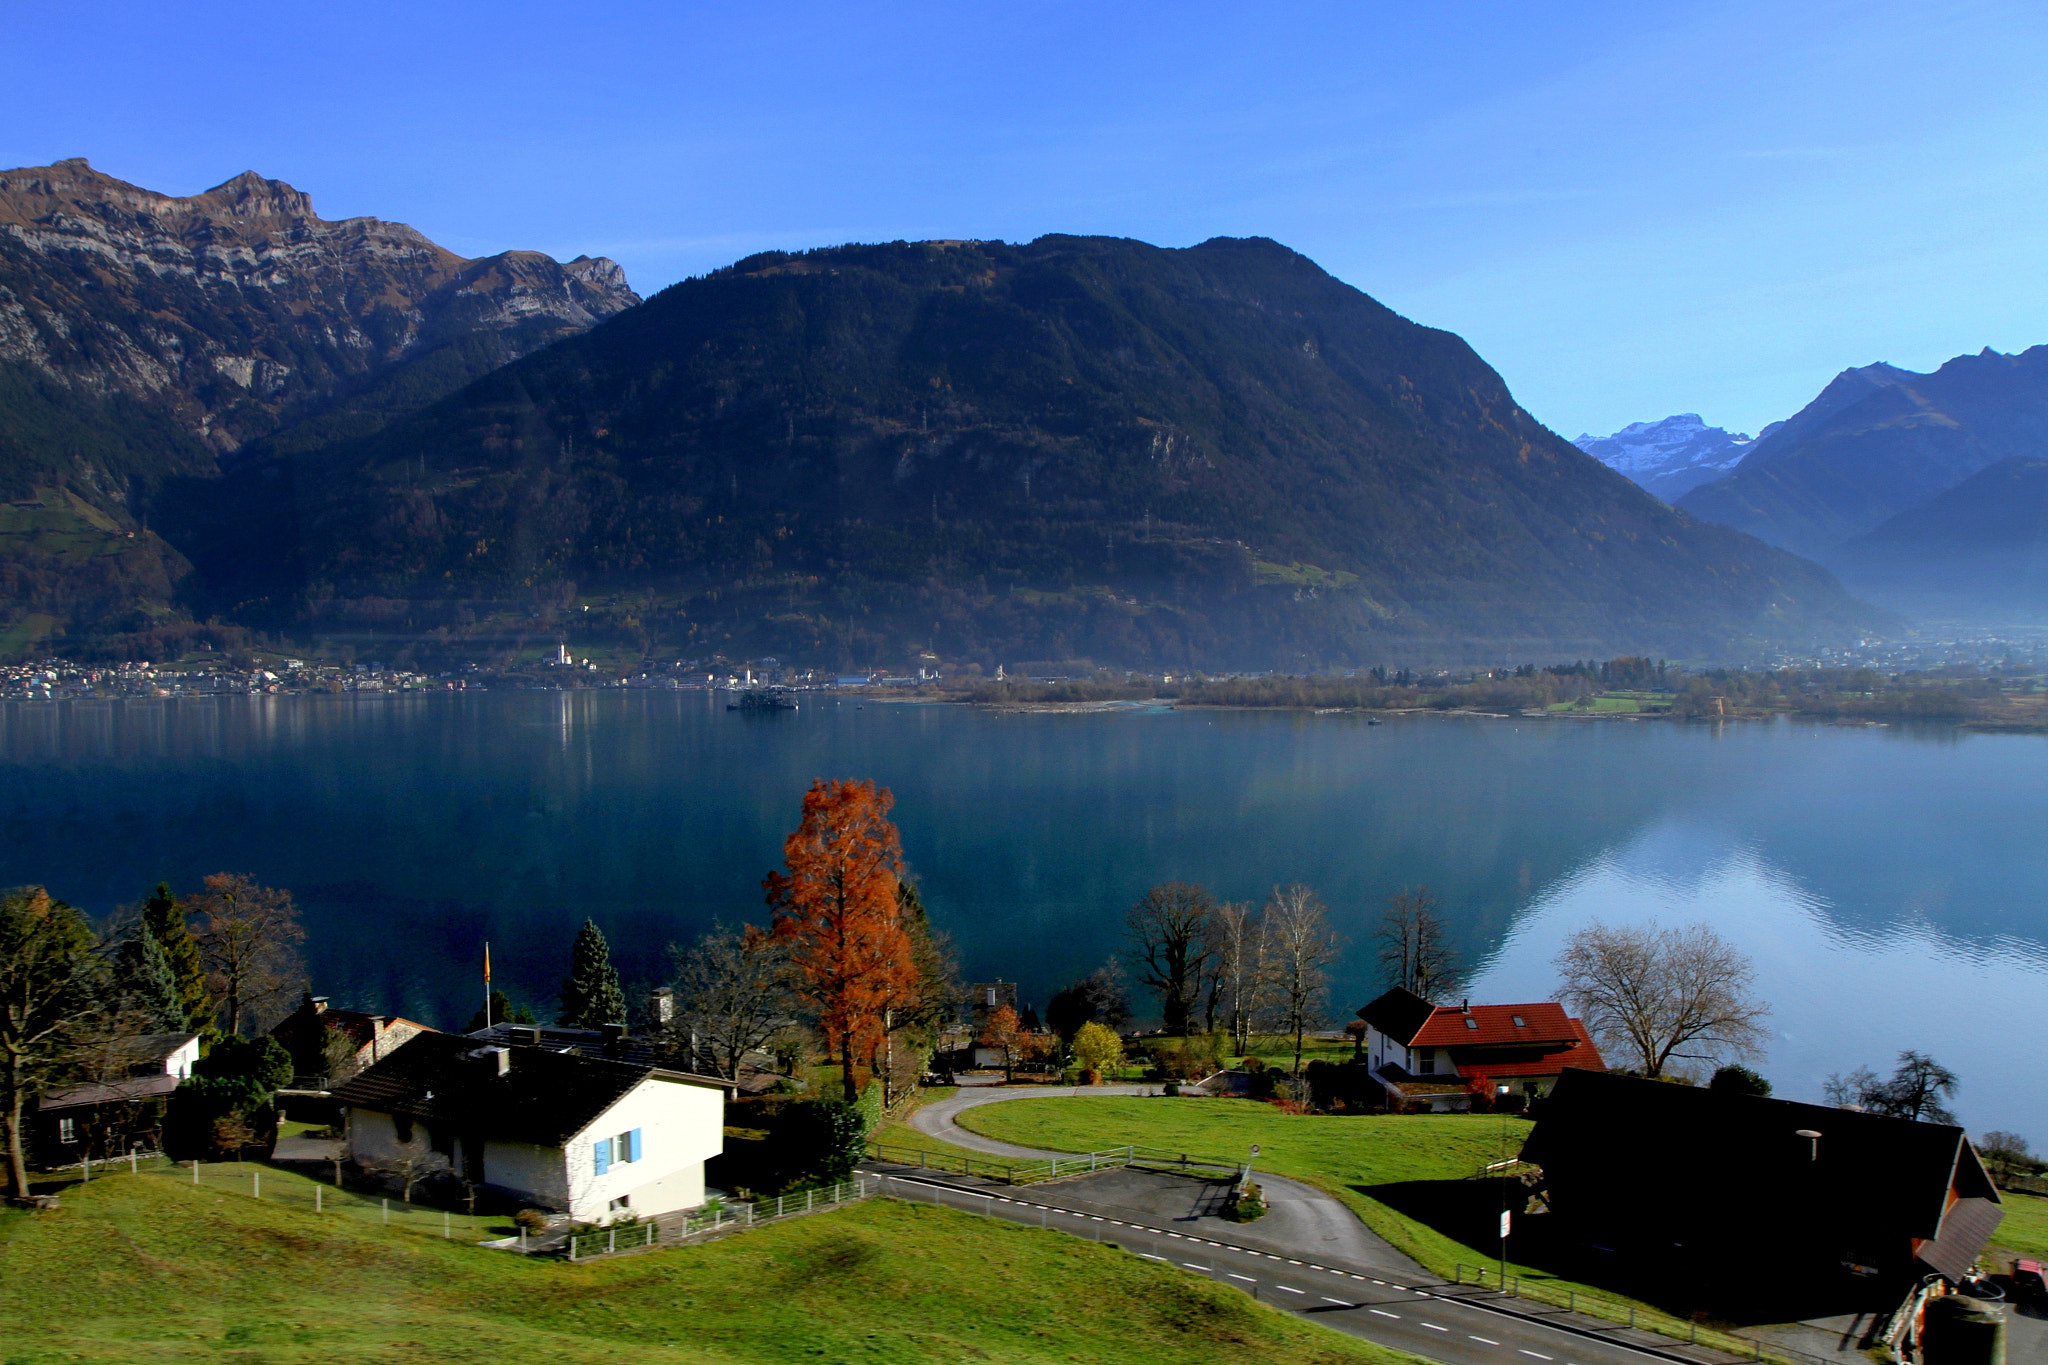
(1572, 414), (1754, 502)
(0, 158), (637, 654)
(0, 161), (1886, 667)
(1585, 347), (2048, 625)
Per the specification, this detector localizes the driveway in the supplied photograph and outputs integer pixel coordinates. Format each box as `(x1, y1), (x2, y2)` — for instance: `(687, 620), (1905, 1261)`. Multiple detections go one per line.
(908, 1083), (1413, 1273)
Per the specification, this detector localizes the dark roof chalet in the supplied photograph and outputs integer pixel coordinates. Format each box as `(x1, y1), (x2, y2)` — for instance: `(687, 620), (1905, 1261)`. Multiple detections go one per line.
(330, 1031), (727, 1148)
(1522, 1069), (2001, 1284)
(468, 1022), (662, 1065)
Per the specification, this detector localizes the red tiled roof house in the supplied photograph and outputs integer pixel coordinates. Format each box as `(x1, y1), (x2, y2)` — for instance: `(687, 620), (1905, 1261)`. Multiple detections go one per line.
(1356, 987), (1604, 1112)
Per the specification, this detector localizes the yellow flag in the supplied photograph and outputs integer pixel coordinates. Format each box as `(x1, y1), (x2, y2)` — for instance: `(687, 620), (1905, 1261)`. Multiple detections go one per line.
(484, 941), (492, 985)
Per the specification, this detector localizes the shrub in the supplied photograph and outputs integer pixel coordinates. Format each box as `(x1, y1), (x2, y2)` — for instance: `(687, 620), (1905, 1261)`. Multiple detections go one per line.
(1163, 1081), (1180, 1097)
(1149, 1033), (1225, 1081)
(1071, 1021), (1124, 1076)
(771, 1099), (867, 1186)
(1079, 1068), (1101, 1086)
(1708, 1065), (1772, 1097)
(513, 1208), (551, 1233)
(1224, 1181), (1267, 1222)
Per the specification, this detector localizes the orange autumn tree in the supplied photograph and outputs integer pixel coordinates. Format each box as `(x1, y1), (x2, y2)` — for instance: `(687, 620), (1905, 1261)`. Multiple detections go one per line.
(765, 778), (918, 1102)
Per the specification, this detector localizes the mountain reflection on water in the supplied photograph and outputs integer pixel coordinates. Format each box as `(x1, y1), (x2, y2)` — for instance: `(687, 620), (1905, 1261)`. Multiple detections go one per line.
(1, 692), (2043, 1140)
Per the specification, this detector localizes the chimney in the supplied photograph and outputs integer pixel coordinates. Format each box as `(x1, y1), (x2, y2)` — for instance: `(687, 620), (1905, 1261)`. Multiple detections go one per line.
(485, 1046), (512, 1077)
(515, 1026), (541, 1046)
(649, 987), (674, 1027)
(600, 1023), (627, 1046)
(1461, 999), (1469, 1012)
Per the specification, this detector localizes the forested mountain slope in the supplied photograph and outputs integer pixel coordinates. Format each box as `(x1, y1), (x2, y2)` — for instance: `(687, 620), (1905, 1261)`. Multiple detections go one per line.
(212, 234), (1880, 667)
(0, 158), (638, 652)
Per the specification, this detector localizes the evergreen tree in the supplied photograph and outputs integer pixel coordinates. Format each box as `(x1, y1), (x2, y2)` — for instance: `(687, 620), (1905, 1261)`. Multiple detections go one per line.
(142, 882), (214, 1043)
(117, 925), (185, 1033)
(558, 919), (627, 1027)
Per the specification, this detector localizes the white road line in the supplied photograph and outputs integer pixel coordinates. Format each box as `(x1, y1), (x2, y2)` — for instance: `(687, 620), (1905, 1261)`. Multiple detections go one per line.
(1470, 1337), (1500, 1346)
(1181, 1262), (1207, 1270)
(1229, 1274), (1256, 1282)
(1520, 1352), (1553, 1360)
(1423, 1323), (1449, 1332)
(1370, 1309), (1400, 1319)
(1139, 1254), (1166, 1262)
(1323, 1297), (1352, 1305)
(1277, 1285), (1305, 1295)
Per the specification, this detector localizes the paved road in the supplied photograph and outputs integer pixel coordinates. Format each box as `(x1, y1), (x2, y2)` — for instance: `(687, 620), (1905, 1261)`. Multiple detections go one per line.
(868, 1167), (1739, 1365)
(887, 1087), (1748, 1365)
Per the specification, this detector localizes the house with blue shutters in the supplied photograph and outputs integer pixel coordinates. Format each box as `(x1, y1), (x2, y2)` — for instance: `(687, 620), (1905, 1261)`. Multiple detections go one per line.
(332, 1030), (729, 1223)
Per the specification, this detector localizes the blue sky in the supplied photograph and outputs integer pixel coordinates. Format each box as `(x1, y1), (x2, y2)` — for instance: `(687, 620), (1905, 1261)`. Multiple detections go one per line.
(6, 0), (2044, 438)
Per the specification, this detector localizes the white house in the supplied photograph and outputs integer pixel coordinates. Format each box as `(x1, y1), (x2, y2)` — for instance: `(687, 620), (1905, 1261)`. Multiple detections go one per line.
(332, 1031), (729, 1222)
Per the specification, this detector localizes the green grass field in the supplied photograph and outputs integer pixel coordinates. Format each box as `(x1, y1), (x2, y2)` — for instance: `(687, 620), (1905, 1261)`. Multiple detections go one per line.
(0, 1167), (1421, 1365)
(1991, 1191), (2048, 1261)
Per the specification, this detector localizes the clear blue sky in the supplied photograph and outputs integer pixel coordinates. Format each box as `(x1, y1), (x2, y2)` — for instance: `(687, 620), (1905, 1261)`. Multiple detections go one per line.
(6, 0), (2044, 439)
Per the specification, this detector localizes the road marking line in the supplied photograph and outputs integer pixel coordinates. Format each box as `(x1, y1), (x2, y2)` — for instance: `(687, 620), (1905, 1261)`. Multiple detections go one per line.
(1288, 1259), (1304, 1265)
(1372, 1279), (1386, 1285)
(1415, 1291), (1433, 1297)
(1370, 1309), (1400, 1319)
(1470, 1338), (1499, 1346)
(1181, 1262), (1207, 1270)
(1139, 1254), (1166, 1262)
(1278, 1285), (1305, 1294)
(1520, 1353), (1553, 1360)
(1229, 1274), (1256, 1282)
(1423, 1323), (1448, 1331)
(1323, 1297), (1352, 1305)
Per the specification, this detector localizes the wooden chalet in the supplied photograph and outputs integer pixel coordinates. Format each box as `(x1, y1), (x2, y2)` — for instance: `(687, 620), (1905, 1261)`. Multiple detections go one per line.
(1521, 1070), (2004, 1302)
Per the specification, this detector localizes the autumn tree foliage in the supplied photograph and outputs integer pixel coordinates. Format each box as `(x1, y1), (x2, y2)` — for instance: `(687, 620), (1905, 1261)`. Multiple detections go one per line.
(978, 1004), (1024, 1082)
(766, 779), (919, 1103)
(188, 874), (304, 1038)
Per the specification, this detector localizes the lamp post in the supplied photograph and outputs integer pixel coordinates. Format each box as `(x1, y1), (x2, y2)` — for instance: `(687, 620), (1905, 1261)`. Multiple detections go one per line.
(1796, 1129), (1822, 1161)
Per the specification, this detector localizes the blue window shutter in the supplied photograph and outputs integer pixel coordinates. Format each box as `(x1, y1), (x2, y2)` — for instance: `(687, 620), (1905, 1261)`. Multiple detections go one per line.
(593, 1138), (610, 1175)
(628, 1128), (642, 1163)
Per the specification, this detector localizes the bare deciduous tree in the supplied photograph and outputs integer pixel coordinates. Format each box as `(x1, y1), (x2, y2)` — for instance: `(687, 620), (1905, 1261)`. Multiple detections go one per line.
(189, 873), (304, 1038)
(1827, 1051), (1960, 1124)
(1210, 900), (1269, 1053)
(1125, 882), (1217, 1036)
(669, 922), (795, 1081)
(0, 887), (108, 1198)
(1553, 921), (1769, 1079)
(1265, 884), (1343, 1076)
(1377, 886), (1462, 1002)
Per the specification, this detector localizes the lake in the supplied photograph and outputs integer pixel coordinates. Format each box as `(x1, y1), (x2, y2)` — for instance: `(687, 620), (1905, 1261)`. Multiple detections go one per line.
(3, 691), (2044, 1142)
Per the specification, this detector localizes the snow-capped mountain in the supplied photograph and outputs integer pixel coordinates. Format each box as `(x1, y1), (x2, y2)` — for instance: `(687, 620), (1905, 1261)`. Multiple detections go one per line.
(1574, 414), (1753, 503)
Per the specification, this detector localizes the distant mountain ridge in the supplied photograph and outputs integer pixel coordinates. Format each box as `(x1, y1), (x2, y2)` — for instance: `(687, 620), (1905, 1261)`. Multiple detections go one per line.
(1573, 414), (1752, 502)
(0, 158), (639, 652)
(1675, 347), (2048, 557)
(1830, 456), (2048, 621)
(196, 234), (1884, 667)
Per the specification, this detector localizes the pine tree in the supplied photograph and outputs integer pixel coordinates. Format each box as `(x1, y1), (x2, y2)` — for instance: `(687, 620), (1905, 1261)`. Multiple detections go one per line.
(118, 925), (186, 1033)
(558, 919), (627, 1027)
(143, 882), (215, 1042)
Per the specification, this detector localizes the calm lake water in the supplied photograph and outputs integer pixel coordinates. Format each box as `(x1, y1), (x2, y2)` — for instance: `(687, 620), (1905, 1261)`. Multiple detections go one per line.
(3, 692), (2044, 1141)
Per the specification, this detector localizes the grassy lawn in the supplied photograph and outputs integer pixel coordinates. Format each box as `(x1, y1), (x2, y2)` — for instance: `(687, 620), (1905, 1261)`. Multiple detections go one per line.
(957, 1097), (1774, 1343)
(0, 1168), (1422, 1365)
(1990, 1190), (2048, 1261)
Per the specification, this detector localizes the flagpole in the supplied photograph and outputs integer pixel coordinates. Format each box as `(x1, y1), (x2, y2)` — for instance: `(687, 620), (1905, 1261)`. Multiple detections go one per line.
(484, 941), (492, 1030)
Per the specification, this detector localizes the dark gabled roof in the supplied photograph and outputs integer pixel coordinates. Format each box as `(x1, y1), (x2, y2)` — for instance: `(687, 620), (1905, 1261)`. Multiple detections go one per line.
(467, 1022), (661, 1066)
(331, 1031), (695, 1147)
(1522, 1069), (2002, 1276)
(1357, 987), (1438, 1043)
(38, 1073), (179, 1111)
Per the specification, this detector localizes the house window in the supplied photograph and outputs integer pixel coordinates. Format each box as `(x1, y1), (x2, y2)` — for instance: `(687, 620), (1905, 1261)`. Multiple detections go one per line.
(395, 1115), (414, 1145)
(1418, 1051), (1436, 1075)
(1511, 1015), (1526, 1028)
(58, 1116), (76, 1144)
(1464, 1017), (1479, 1030)
(609, 1195), (631, 1212)
(595, 1129), (643, 1175)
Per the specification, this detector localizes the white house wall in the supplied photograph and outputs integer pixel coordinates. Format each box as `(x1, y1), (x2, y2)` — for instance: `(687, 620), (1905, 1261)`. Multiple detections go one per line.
(565, 1076), (724, 1223)
(345, 1107), (453, 1182)
(165, 1036), (199, 1079)
(481, 1139), (571, 1210)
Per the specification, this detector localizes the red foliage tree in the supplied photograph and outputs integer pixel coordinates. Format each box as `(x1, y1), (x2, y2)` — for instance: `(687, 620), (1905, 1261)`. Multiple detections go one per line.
(765, 779), (919, 1103)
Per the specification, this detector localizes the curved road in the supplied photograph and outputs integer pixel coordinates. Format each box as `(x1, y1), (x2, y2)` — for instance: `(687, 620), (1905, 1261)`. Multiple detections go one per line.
(880, 1086), (1744, 1365)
